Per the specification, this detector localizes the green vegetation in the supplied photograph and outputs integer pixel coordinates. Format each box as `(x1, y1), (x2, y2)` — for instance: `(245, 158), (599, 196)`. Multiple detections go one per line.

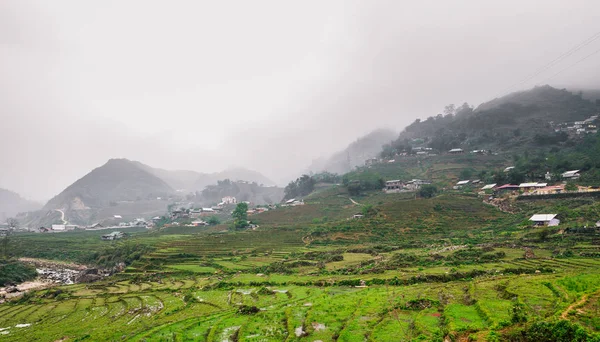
(232, 202), (249, 229)
(0, 260), (37, 286)
(284, 174), (316, 199)
(3, 183), (600, 341)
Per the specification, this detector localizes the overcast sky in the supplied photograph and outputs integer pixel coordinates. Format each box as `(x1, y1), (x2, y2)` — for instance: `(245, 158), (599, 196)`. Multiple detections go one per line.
(1, 0), (600, 201)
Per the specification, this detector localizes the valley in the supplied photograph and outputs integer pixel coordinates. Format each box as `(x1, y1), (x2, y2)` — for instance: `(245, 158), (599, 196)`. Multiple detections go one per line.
(2, 86), (600, 341)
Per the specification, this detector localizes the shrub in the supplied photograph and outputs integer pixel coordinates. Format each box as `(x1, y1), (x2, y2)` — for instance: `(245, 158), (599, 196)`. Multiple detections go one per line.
(237, 305), (260, 315)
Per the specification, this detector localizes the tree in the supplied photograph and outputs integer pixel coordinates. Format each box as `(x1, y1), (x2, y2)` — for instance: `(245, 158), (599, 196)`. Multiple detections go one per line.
(443, 104), (456, 116)
(455, 102), (473, 117)
(284, 174), (315, 199)
(565, 182), (578, 192)
(361, 204), (378, 217)
(232, 203), (249, 229)
(207, 216), (221, 226)
(418, 185), (438, 198)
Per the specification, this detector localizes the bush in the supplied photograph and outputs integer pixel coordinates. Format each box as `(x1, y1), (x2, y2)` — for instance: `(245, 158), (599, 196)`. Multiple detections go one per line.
(237, 305), (260, 315)
(513, 320), (600, 342)
(0, 260), (38, 286)
(419, 185), (438, 198)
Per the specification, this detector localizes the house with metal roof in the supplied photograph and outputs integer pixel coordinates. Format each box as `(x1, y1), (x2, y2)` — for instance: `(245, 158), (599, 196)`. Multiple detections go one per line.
(481, 183), (497, 190)
(561, 170), (581, 179)
(529, 214), (559, 226)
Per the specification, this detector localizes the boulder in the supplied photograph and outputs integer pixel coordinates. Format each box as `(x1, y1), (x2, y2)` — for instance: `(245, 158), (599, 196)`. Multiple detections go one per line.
(5, 286), (19, 293)
(76, 268), (102, 283)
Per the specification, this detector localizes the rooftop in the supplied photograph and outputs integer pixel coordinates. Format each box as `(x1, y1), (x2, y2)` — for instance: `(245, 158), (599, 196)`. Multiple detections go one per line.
(481, 183), (497, 190)
(529, 214), (557, 222)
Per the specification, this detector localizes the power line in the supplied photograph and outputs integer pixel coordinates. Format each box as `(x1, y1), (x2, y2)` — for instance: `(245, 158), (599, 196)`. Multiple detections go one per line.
(497, 30), (600, 97)
(539, 46), (600, 83)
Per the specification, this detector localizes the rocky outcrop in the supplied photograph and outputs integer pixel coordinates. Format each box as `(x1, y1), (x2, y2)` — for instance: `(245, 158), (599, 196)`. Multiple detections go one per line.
(76, 269), (104, 283)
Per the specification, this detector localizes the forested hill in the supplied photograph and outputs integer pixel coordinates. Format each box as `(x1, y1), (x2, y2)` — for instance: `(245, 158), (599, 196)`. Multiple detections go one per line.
(44, 159), (175, 211)
(382, 85), (598, 156)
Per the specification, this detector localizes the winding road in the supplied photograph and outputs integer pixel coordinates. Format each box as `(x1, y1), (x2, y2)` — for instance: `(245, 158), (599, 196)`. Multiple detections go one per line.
(349, 198), (362, 206)
(54, 209), (67, 224)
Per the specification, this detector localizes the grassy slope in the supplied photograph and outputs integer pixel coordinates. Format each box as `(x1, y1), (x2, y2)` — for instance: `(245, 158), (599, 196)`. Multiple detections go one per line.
(4, 167), (600, 340)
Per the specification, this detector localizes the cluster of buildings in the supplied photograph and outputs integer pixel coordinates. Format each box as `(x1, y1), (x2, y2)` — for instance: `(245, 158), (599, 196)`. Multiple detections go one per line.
(366, 147), (494, 167)
(40, 216), (152, 233)
(553, 115), (598, 135)
(384, 179), (431, 193)
(247, 206), (273, 215)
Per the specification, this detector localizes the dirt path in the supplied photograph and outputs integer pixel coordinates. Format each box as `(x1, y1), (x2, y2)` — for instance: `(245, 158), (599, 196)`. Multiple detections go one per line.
(349, 198), (361, 206)
(560, 294), (589, 320)
(54, 209), (67, 224)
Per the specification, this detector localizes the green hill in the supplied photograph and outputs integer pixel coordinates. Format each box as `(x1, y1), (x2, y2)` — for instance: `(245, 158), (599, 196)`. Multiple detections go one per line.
(44, 158), (174, 211)
(385, 85), (598, 155)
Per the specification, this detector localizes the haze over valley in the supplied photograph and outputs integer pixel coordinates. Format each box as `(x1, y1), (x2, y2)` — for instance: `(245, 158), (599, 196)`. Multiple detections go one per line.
(3, 1), (600, 341)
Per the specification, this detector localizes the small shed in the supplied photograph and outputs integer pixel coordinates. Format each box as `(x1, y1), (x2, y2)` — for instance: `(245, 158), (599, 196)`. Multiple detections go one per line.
(561, 170), (581, 179)
(481, 183), (497, 190)
(529, 214), (560, 226)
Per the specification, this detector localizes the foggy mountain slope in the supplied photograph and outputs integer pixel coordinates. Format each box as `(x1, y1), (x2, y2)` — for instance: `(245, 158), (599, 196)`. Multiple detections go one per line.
(570, 88), (600, 103)
(308, 129), (397, 174)
(134, 161), (276, 191)
(44, 158), (175, 211)
(385, 86), (599, 154)
(475, 85), (596, 118)
(193, 168), (277, 191)
(0, 189), (42, 221)
(133, 163), (203, 191)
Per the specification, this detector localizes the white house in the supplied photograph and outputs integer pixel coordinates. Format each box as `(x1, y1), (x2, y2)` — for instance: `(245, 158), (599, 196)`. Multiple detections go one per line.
(529, 214), (560, 226)
(448, 148), (464, 154)
(221, 196), (237, 205)
(51, 224), (66, 231)
(481, 183), (497, 190)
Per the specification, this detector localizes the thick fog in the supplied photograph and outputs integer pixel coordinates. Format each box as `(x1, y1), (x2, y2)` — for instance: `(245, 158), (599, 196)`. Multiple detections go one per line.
(1, 0), (600, 201)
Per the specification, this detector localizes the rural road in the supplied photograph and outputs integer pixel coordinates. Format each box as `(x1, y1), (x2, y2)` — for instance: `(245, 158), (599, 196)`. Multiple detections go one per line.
(349, 198), (362, 206)
(54, 209), (67, 224)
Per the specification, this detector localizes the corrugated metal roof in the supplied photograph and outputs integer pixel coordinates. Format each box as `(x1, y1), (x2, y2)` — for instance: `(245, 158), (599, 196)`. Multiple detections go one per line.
(481, 183), (497, 190)
(529, 214), (557, 221)
(456, 180), (470, 185)
(562, 170), (580, 177)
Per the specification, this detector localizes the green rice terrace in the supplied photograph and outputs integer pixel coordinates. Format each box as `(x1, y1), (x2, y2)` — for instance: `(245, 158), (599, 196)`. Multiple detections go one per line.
(3, 186), (600, 341)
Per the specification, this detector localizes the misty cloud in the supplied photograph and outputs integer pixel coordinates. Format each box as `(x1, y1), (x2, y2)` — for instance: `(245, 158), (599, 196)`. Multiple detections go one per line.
(2, 0), (600, 200)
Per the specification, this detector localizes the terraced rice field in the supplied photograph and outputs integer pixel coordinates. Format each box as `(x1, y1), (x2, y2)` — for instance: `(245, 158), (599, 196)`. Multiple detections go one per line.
(2, 255), (600, 341)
